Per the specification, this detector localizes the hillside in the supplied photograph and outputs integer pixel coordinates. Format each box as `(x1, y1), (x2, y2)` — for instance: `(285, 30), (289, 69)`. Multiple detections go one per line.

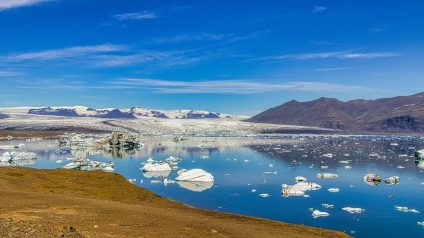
(0, 167), (348, 238)
(247, 92), (424, 133)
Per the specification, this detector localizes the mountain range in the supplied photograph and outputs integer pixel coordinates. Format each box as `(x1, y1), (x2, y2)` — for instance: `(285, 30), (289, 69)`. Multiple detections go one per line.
(26, 106), (228, 119)
(247, 92), (424, 133)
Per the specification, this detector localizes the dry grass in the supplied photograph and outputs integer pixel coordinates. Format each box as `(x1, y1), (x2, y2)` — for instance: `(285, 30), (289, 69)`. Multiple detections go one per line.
(0, 167), (350, 238)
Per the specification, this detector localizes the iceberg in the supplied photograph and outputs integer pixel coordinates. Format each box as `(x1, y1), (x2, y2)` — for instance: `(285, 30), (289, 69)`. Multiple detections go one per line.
(281, 182), (321, 197)
(0, 152), (37, 162)
(142, 162), (172, 172)
(143, 170), (172, 178)
(395, 206), (420, 213)
(175, 169), (214, 182)
(342, 207), (364, 214)
(363, 174), (381, 186)
(63, 158), (114, 171)
(384, 176), (400, 185)
(312, 210), (329, 218)
(415, 149), (424, 160)
(294, 176), (307, 182)
(317, 173), (339, 179)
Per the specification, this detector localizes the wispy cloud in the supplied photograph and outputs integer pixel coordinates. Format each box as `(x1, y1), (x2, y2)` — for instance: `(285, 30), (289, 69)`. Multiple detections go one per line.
(1, 44), (203, 69)
(313, 6), (328, 13)
(152, 33), (232, 44)
(6, 44), (126, 61)
(251, 50), (399, 62)
(113, 11), (159, 21)
(313, 67), (346, 72)
(0, 70), (24, 77)
(0, 0), (52, 11)
(106, 78), (386, 94)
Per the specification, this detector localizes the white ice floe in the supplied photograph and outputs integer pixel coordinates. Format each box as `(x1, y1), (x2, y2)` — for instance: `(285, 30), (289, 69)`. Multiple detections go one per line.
(63, 158), (114, 171)
(322, 204), (334, 208)
(0, 143), (25, 150)
(395, 206), (420, 213)
(363, 174), (381, 186)
(142, 162), (172, 172)
(281, 182), (321, 197)
(322, 153), (333, 158)
(165, 156), (181, 165)
(385, 176), (400, 185)
(0, 151), (37, 163)
(175, 169), (214, 182)
(259, 193), (270, 198)
(312, 210), (329, 218)
(342, 207), (365, 214)
(328, 188), (340, 193)
(418, 221), (424, 227)
(317, 173), (339, 179)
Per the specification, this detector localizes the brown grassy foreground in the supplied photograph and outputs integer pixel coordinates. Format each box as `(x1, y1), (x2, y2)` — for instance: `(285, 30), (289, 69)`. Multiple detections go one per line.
(0, 167), (349, 238)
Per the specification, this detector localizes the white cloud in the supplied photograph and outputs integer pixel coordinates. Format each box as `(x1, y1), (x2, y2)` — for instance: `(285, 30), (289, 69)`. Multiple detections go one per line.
(107, 78), (383, 94)
(313, 6), (328, 13)
(6, 44), (126, 61)
(0, 0), (52, 11)
(113, 11), (159, 21)
(252, 50), (399, 62)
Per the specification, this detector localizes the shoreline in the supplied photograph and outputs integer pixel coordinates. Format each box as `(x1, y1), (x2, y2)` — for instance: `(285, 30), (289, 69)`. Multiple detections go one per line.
(0, 167), (349, 238)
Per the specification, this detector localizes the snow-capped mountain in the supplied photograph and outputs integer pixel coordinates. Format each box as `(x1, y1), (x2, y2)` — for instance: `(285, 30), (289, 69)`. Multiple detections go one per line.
(28, 106), (135, 119)
(26, 106), (230, 119)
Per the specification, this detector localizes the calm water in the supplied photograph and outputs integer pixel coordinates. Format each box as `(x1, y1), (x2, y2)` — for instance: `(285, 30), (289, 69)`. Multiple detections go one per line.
(2, 135), (424, 238)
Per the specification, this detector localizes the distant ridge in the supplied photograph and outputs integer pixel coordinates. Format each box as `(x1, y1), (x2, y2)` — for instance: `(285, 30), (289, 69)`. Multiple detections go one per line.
(247, 92), (424, 132)
(26, 106), (229, 119)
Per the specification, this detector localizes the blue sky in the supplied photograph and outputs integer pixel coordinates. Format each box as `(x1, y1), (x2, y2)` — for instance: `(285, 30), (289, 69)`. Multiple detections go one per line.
(0, 0), (423, 114)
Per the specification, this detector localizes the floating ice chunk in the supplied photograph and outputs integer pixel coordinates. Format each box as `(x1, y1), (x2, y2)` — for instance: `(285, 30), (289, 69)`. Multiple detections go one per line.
(416, 149), (424, 160)
(320, 166), (329, 169)
(0, 152), (37, 162)
(418, 221), (424, 227)
(55, 160), (63, 163)
(175, 169), (214, 182)
(395, 206), (420, 213)
(251, 189), (257, 192)
(102, 166), (114, 172)
(294, 176), (307, 182)
(322, 204), (334, 208)
(146, 158), (155, 163)
(259, 193), (270, 198)
(0, 144), (25, 150)
(128, 178), (136, 184)
(317, 173), (339, 179)
(328, 188), (340, 193)
(339, 160), (350, 164)
(165, 156), (181, 164)
(385, 176), (400, 185)
(344, 165), (352, 169)
(397, 166), (405, 169)
(312, 210), (329, 218)
(142, 162), (172, 172)
(63, 158), (114, 171)
(342, 207), (364, 214)
(364, 174), (381, 186)
(282, 182), (321, 197)
(322, 153), (333, 158)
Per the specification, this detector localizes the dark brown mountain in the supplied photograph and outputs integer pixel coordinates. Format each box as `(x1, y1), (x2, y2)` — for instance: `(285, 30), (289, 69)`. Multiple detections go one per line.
(247, 92), (424, 132)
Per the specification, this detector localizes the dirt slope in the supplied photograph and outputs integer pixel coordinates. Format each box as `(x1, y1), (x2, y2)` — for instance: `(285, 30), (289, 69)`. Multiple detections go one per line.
(0, 167), (349, 238)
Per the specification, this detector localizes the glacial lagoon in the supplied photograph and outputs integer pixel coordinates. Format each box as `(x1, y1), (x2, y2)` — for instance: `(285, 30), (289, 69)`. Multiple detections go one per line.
(2, 135), (424, 238)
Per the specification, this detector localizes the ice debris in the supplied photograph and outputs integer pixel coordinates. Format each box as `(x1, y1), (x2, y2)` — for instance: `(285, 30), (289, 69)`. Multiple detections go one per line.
(281, 182), (321, 197)
(317, 173), (339, 179)
(363, 173), (381, 186)
(312, 210), (329, 218)
(342, 207), (364, 214)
